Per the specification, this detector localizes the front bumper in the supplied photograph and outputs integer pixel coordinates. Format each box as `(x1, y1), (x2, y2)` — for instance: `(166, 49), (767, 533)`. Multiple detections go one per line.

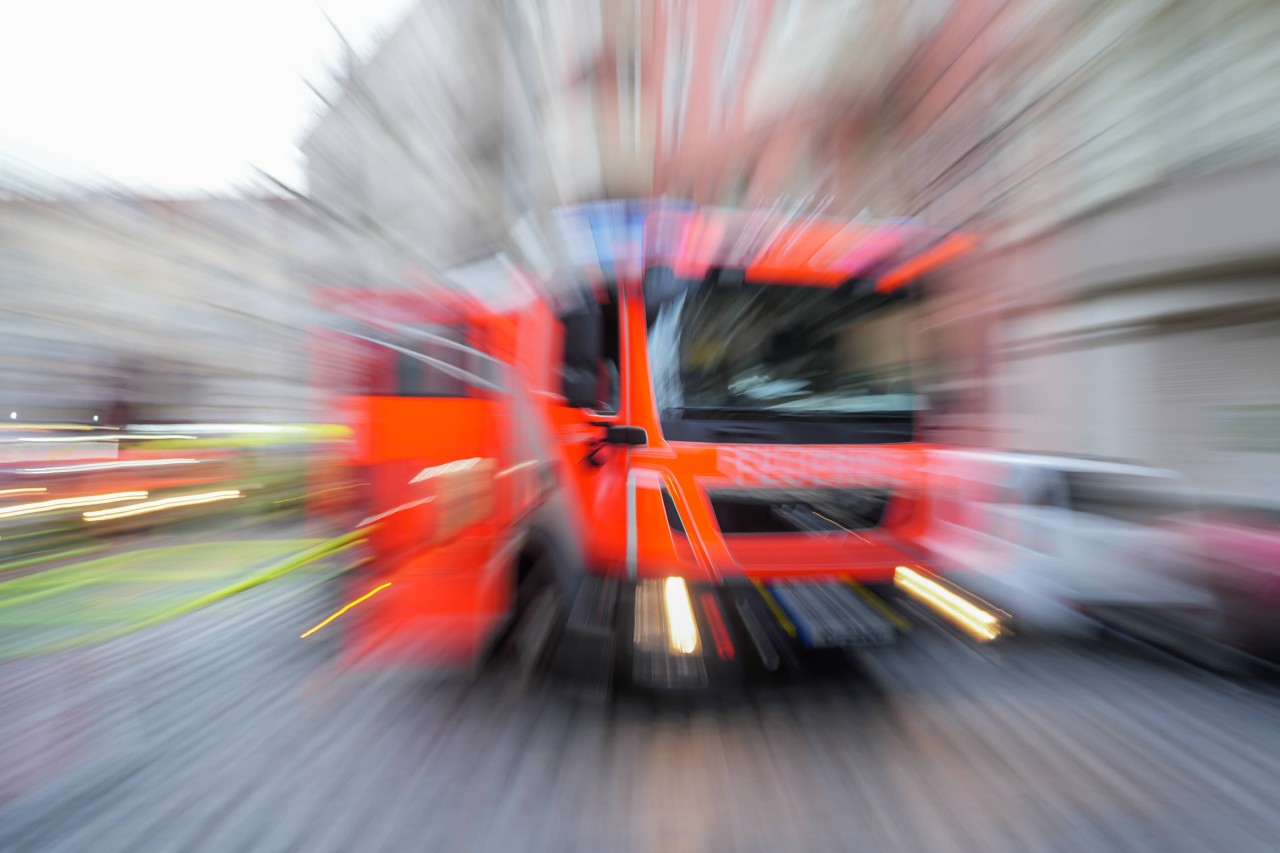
(557, 574), (906, 691)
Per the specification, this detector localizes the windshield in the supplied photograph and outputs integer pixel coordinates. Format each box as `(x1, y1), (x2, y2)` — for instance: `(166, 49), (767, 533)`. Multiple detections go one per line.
(647, 280), (921, 417)
(1063, 472), (1195, 524)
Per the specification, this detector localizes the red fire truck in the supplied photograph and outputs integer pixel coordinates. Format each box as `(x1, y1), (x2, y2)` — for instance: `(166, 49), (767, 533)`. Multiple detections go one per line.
(311, 203), (986, 689)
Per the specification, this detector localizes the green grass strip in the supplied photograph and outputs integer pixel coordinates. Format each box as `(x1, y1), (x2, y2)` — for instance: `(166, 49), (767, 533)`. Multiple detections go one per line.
(0, 540), (306, 593)
(0, 530), (366, 661)
(0, 576), (105, 611)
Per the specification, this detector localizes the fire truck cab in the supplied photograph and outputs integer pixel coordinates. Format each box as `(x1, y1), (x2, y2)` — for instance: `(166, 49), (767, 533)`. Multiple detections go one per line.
(316, 203), (978, 688)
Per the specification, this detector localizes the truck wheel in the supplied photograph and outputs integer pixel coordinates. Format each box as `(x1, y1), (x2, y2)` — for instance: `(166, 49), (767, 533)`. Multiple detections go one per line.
(493, 553), (564, 676)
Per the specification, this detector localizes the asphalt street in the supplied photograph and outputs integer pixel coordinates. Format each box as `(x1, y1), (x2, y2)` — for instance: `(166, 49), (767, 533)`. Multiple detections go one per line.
(3, 568), (1280, 852)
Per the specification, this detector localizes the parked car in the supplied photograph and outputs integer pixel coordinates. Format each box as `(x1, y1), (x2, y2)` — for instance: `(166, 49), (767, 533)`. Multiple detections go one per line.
(922, 450), (1214, 637)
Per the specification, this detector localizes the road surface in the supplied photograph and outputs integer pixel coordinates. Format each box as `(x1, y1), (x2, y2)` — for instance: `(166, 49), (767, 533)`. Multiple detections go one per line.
(3, 569), (1280, 852)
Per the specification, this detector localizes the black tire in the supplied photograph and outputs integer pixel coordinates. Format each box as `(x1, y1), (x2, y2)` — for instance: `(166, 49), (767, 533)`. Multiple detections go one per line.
(491, 552), (564, 675)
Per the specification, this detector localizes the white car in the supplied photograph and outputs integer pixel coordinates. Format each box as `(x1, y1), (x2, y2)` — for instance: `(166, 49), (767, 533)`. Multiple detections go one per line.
(921, 450), (1215, 636)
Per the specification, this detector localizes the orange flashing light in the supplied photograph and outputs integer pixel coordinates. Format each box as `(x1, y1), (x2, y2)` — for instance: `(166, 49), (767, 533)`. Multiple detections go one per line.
(875, 233), (978, 293)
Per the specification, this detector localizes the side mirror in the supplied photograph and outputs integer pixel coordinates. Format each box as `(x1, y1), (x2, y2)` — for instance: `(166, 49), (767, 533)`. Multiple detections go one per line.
(582, 423), (648, 465)
(604, 425), (647, 446)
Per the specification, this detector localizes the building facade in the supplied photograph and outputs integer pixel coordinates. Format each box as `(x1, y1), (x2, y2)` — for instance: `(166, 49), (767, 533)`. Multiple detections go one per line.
(0, 192), (321, 423)
(858, 0), (1280, 500)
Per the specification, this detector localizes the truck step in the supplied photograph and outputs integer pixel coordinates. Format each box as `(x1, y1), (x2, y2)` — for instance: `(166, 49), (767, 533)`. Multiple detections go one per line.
(566, 574), (617, 636)
(768, 582), (898, 649)
(555, 575), (618, 700)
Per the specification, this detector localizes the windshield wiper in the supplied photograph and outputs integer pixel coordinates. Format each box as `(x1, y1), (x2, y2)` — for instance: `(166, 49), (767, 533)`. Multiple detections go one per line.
(665, 406), (913, 421)
(665, 407), (783, 417)
(665, 406), (826, 420)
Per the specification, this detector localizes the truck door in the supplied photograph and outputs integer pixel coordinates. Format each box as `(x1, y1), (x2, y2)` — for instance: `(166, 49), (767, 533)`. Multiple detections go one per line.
(550, 284), (632, 575)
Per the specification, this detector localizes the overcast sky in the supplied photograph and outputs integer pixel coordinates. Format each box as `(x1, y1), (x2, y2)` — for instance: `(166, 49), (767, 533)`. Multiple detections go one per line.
(0, 0), (416, 195)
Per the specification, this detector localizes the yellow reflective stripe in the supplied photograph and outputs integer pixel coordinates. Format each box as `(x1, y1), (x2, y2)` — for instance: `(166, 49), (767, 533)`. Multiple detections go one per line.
(844, 579), (912, 633)
(753, 581), (796, 637)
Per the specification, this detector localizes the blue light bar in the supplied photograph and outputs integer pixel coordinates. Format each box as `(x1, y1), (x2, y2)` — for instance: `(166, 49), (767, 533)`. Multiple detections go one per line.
(554, 199), (694, 280)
